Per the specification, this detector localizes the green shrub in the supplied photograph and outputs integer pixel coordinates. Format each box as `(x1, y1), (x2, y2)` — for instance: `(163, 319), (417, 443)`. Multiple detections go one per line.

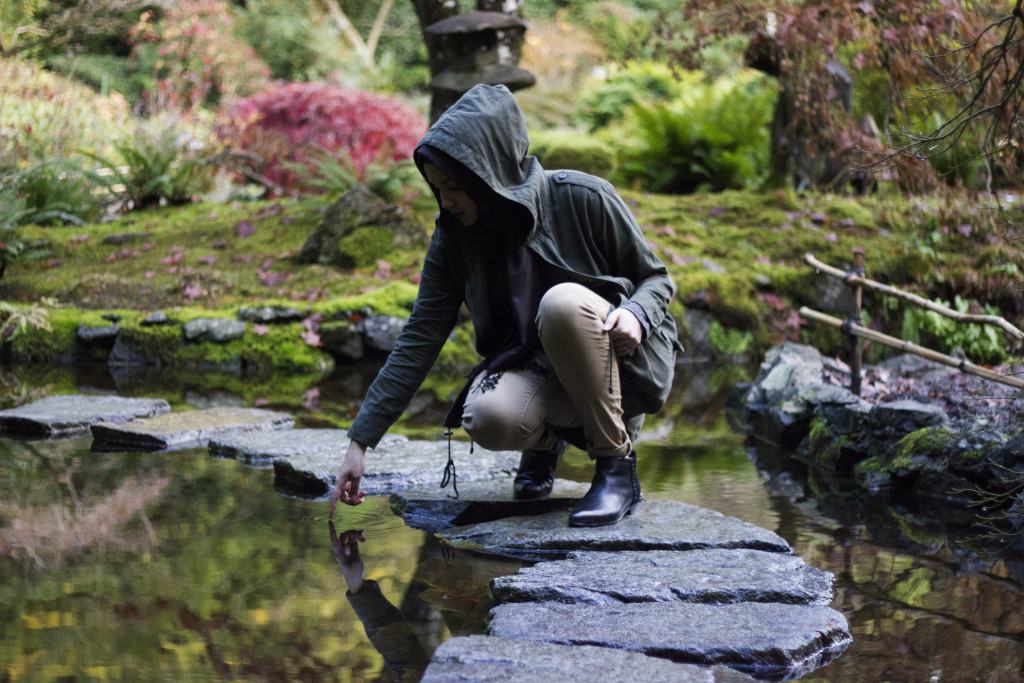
(708, 319), (753, 356)
(895, 295), (1008, 365)
(529, 132), (616, 178)
(577, 61), (688, 132)
(0, 58), (133, 166)
(0, 159), (105, 226)
(86, 114), (222, 210)
(924, 113), (986, 190)
(580, 2), (654, 63)
(611, 70), (778, 193)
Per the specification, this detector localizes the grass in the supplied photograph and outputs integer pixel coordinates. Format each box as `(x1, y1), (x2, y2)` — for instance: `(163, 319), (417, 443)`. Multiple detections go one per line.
(3, 186), (1022, 369)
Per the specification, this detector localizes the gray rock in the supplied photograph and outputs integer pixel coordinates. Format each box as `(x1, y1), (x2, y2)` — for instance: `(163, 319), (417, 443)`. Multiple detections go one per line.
(182, 318), (247, 343)
(273, 440), (521, 499)
(682, 307), (715, 359)
(439, 499), (791, 560)
(360, 315), (407, 353)
(140, 311), (171, 326)
(237, 306), (305, 324)
(319, 321), (364, 361)
(77, 325), (119, 347)
(869, 399), (948, 432)
(209, 428), (406, 465)
(108, 336), (152, 366)
(0, 395), (171, 437)
(390, 479), (591, 533)
(490, 549), (834, 606)
(812, 273), (855, 313)
(297, 185), (427, 268)
(487, 602), (851, 679)
(90, 407), (293, 451)
(422, 635), (755, 683)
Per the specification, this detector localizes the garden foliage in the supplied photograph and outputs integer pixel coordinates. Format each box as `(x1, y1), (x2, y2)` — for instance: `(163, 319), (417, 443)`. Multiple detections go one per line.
(128, 0), (270, 112)
(218, 82), (426, 194)
(0, 59), (132, 167)
(609, 70), (778, 193)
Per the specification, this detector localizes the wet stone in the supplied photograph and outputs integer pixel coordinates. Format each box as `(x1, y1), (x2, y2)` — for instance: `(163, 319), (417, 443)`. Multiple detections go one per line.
(90, 407), (294, 451)
(490, 549), (834, 606)
(439, 499), (791, 560)
(869, 399), (948, 431)
(487, 602), (851, 680)
(182, 317), (247, 343)
(360, 315), (407, 353)
(0, 395), (171, 437)
(422, 635), (755, 683)
(272, 441), (520, 500)
(390, 479), (591, 533)
(76, 325), (119, 347)
(209, 429), (407, 466)
(236, 305), (305, 324)
(140, 311), (171, 326)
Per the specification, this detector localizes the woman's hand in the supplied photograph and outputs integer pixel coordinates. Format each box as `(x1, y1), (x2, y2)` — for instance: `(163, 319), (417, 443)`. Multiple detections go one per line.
(603, 307), (643, 356)
(329, 439), (368, 517)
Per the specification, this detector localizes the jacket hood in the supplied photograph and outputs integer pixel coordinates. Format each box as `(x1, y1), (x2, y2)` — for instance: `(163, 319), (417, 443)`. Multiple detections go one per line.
(414, 85), (545, 231)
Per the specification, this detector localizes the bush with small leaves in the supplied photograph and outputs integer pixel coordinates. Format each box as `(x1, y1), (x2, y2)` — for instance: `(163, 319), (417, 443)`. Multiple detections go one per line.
(218, 82), (426, 195)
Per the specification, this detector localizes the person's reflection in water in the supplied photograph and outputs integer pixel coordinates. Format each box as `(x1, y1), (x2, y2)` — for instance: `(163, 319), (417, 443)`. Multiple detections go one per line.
(329, 522), (431, 681)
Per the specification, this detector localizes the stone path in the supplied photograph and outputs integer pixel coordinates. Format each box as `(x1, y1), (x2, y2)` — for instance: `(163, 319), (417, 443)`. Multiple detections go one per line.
(0, 394), (852, 678)
(90, 407), (294, 451)
(0, 394), (170, 437)
(422, 635), (756, 682)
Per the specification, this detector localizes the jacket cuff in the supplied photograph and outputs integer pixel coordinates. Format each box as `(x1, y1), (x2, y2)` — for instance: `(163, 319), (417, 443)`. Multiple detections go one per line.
(618, 301), (651, 340)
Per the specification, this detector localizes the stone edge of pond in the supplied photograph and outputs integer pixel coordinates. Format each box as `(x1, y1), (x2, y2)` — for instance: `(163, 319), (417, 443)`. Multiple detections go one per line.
(90, 407), (294, 452)
(421, 635), (758, 683)
(0, 395), (172, 437)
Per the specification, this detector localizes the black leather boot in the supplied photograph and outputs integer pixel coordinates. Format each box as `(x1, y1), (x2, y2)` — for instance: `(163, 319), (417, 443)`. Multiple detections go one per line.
(512, 439), (565, 500)
(568, 452), (641, 527)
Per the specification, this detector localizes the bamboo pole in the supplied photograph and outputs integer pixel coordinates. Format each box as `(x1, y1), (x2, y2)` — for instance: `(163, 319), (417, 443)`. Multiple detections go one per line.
(799, 307), (1024, 389)
(804, 253), (1024, 347)
(849, 247), (865, 395)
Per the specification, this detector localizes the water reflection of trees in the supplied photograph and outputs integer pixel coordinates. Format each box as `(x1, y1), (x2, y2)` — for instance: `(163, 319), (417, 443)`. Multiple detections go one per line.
(0, 437), (168, 568)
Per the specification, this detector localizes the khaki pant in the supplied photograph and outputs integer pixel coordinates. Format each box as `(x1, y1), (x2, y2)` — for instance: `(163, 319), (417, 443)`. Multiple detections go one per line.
(461, 283), (632, 459)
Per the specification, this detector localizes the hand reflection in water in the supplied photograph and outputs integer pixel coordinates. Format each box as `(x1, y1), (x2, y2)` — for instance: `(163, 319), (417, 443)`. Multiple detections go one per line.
(328, 522), (430, 680)
(330, 524), (366, 594)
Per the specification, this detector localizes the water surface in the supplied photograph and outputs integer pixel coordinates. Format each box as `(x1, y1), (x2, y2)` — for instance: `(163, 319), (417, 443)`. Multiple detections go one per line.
(1, 365), (1022, 681)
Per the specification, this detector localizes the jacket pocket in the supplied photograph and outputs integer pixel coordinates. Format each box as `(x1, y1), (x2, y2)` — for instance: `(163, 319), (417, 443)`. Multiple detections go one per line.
(622, 313), (683, 414)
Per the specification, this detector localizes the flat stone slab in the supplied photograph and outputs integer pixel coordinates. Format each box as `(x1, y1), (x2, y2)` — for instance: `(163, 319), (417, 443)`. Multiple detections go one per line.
(422, 635), (755, 682)
(273, 440), (521, 500)
(0, 395), (171, 437)
(208, 428), (407, 465)
(488, 602), (851, 679)
(390, 479), (591, 533)
(490, 549), (834, 606)
(90, 407), (294, 451)
(439, 499), (791, 560)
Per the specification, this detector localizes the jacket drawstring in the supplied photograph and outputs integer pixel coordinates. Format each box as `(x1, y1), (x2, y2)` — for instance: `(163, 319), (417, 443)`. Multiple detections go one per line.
(441, 428), (459, 499)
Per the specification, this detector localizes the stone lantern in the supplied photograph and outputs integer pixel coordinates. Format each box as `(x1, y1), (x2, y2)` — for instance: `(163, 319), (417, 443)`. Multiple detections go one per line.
(424, 11), (536, 123)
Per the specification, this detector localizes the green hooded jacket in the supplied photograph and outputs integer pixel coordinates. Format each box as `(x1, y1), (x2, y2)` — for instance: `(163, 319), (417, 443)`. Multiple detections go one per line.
(348, 85), (681, 448)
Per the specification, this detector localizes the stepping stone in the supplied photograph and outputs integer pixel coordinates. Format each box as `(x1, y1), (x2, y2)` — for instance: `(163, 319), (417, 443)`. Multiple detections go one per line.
(0, 395), (171, 437)
(487, 602), (851, 680)
(422, 635), (755, 682)
(390, 479), (591, 533)
(90, 407), (294, 451)
(272, 440), (521, 500)
(209, 429), (408, 466)
(439, 499), (791, 560)
(490, 549), (834, 606)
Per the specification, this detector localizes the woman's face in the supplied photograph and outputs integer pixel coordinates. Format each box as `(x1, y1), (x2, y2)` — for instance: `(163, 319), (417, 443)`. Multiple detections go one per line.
(423, 163), (478, 227)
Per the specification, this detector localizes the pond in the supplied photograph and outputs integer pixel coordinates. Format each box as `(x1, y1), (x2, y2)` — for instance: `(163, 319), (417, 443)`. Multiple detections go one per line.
(1, 362), (1022, 681)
